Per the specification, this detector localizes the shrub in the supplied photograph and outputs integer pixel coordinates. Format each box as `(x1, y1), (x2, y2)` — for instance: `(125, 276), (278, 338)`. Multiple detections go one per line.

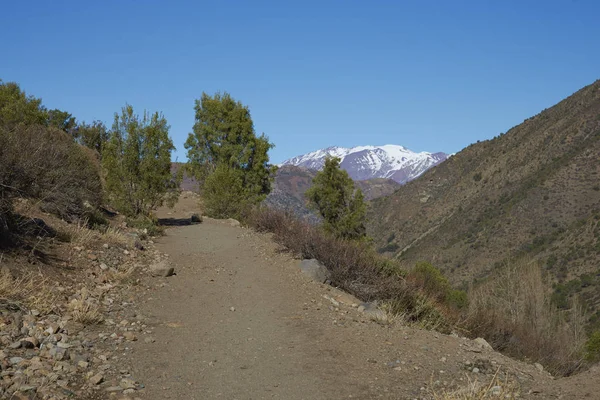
(103, 105), (179, 217)
(465, 260), (586, 376)
(585, 330), (600, 362)
(0, 124), (102, 244)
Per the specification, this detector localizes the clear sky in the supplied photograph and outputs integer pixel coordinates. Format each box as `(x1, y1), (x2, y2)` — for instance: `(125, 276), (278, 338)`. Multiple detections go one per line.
(2, 1), (599, 163)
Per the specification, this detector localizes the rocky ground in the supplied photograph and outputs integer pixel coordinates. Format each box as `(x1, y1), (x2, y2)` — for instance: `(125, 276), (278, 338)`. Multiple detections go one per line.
(1, 194), (600, 399)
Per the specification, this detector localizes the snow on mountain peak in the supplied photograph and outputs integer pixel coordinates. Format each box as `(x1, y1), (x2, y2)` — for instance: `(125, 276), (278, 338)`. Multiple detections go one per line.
(281, 144), (449, 184)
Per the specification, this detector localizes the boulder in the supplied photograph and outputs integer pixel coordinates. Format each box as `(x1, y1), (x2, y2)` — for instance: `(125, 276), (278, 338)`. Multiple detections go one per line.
(149, 260), (175, 277)
(298, 259), (330, 283)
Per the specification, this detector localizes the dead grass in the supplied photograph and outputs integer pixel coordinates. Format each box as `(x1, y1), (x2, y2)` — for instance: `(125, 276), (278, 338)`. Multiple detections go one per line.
(465, 260), (586, 376)
(58, 222), (132, 248)
(430, 368), (520, 399)
(0, 270), (60, 314)
(67, 288), (103, 325)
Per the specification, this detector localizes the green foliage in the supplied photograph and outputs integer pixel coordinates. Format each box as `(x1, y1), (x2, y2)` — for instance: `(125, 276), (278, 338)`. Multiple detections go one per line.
(447, 289), (469, 309)
(585, 330), (600, 362)
(0, 80), (47, 127)
(305, 157), (367, 240)
(202, 164), (247, 218)
(126, 215), (165, 237)
(102, 105), (179, 217)
(47, 108), (76, 133)
(185, 92), (276, 218)
(76, 120), (108, 155)
(408, 262), (451, 302)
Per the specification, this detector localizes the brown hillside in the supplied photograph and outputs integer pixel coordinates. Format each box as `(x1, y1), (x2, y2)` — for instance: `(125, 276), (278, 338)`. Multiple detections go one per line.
(367, 80), (600, 314)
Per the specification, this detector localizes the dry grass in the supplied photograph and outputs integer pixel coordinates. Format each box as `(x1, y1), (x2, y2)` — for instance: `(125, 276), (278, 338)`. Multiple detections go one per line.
(0, 270), (60, 314)
(104, 265), (137, 285)
(430, 369), (520, 399)
(67, 288), (103, 325)
(465, 260), (586, 376)
(58, 222), (132, 248)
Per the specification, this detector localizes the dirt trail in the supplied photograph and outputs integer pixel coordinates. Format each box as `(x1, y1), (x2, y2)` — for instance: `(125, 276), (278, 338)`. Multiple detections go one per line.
(127, 198), (599, 400)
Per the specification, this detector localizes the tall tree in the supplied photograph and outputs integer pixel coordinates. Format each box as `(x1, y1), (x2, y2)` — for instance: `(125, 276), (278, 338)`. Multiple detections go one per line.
(306, 157), (367, 240)
(102, 105), (179, 217)
(185, 92), (276, 218)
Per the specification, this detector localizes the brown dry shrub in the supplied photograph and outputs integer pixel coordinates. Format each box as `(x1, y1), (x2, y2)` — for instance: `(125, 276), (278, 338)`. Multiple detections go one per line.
(0, 124), (102, 244)
(465, 260), (586, 376)
(247, 207), (458, 331)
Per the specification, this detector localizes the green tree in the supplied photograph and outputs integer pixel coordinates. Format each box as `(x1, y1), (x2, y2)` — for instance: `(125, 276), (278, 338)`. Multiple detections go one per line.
(47, 108), (76, 133)
(0, 80), (47, 126)
(102, 105), (179, 217)
(77, 120), (109, 156)
(305, 157), (367, 240)
(185, 92), (276, 218)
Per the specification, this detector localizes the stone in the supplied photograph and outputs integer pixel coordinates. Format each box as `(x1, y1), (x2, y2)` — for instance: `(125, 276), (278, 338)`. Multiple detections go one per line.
(298, 259), (331, 283)
(474, 337), (493, 351)
(227, 218), (241, 227)
(534, 362), (544, 372)
(22, 337), (39, 348)
(123, 332), (137, 341)
(89, 373), (104, 385)
(99, 263), (109, 271)
(191, 213), (202, 223)
(149, 260), (175, 277)
(105, 386), (124, 392)
(120, 377), (136, 389)
(9, 341), (22, 349)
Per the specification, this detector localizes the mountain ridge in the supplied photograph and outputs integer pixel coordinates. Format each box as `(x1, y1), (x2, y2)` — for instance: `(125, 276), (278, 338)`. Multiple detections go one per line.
(282, 144), (449, 184)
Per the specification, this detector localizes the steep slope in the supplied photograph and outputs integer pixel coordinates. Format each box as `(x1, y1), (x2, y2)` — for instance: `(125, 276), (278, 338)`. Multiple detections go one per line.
(265, 165), (400, 221)
(368, 81), (600, 309)
(282, 145), (448, 184)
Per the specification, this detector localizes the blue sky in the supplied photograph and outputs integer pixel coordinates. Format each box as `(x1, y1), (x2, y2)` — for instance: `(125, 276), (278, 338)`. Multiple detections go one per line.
(2, 1), (599, 163)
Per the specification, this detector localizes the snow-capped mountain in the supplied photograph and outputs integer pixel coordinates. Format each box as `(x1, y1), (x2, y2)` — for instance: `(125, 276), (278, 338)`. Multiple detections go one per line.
(281, 145), (449, 184)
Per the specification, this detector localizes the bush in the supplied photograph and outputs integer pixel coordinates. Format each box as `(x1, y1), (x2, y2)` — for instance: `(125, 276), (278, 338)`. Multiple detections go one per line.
(0, 124), (102, 244)
(202, 164), (248, 219)
(585, 330), (600, 362)
(465, 260), (586, 376)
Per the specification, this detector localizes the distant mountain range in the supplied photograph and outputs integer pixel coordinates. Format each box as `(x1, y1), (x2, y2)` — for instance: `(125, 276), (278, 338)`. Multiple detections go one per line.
(281, 145), (449, 184)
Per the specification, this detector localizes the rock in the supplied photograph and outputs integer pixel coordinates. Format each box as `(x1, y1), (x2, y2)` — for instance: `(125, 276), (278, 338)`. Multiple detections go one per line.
(149, 260), (175, 277)
(100, 263), (109, 271)
(229, 307), (235, 312)
(143, 337), (155, 344)
(89, 373), (104, 385)
(120, 377), (136, 389)
(191, 214), (202, 223)
(10, 357), (24, 365)
(105, 386), (123, 392)
(534, 362), (544, 372)
(298, 259), (331, 283)
(22, 337), (39, 348)
(9, 341), (22, 349)
(227, 218), (240, 227)
(474, 337), (493, 351)
(123, 332), (137, 341)
(472, 367), (480, 373)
